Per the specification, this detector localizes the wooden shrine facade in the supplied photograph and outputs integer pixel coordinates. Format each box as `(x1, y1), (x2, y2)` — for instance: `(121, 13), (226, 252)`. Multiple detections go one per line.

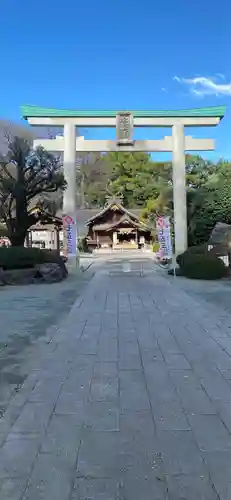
(85, 198), (152, 250)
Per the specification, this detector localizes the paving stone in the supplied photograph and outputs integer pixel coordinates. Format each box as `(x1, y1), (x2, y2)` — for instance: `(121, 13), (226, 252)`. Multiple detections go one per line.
(119, 343), (142, 370)
(214, 400), (231, 433)
(121, 474), (167, 500)
(118, 432), (162, 476)
(140, 348), (164, 363)
(10, 402), (53, 435)
(28, 377), (63, 403)
(97, 339), (118, 362)
(188, 414), (231, 451)
(0, 435), (40, 478)
(203, 449), (231, 500)
(145, 363), (179, 404)
(77, 339), (98, 356)
(119, 410), (155, 437)
(151, 400), (191, 431)
(163, 353), (192, 370)
(22, 453), (75, 500)
(84, 402), (119, 431)
(89, 376), (118, 403)
(0, 478), (28, 500)
(72, 478), (120, 500)
(76, 431), (120, 478)
(220, 369), (231, 381)
(54, 393), (86, 418)
(157, 430), (207, 475)
(119, 371), (150, 411)
(216, 338), (231, 356)
(204, 339), (231, 370)
(193, 364), (231, 402)
(170, 369), (216, 414)
(41, 414), (82, 455)
(61, 370), (92, 396)
(93, 362), (118, 378)
(166, 474), (219, 500)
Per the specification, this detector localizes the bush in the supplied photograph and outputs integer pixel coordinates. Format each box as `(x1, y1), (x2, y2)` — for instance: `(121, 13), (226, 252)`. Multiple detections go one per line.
(0, 246), (66, 271)
(176, 244), (209, 267)
(152, 242), (160, 253)
(78, 237), (89, 253)
(177, 251), (227, 280)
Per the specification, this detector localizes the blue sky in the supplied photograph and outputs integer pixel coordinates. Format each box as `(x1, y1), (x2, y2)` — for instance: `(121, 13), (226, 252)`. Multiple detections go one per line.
(0, 0), (230, 160)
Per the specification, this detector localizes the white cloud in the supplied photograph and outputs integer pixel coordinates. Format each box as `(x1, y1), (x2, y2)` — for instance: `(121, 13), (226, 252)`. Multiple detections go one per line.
(161, 87), (168, 92)
(173, 75), (231, 97)
(173, 76), (181, 82)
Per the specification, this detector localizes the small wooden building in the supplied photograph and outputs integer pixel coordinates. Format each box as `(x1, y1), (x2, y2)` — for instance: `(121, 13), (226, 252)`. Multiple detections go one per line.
(27, 208), (63, 250)
(85, 197), (152, 250)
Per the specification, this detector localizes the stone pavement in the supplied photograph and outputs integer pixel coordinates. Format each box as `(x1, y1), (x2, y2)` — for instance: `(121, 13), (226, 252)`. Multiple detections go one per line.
(0, 267), (95, 417)
(1, 258), (231, 499)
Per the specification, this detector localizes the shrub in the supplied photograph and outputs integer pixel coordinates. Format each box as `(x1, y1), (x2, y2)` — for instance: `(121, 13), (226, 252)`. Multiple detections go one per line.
(152, 242), (160, 253)
(0, 246), (66, 271)
(176, 244), (209, 267)
(177, 252), (227, 280)
(78, 237), (89, 253)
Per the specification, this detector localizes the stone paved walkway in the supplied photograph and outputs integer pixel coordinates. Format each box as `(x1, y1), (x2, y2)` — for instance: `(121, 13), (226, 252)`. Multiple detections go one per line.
(0, 266), (94, 416)
(1, 259), (231, 499)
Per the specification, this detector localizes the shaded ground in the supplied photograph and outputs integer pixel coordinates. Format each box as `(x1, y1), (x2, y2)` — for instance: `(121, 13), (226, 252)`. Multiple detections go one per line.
(161, 269), (231, 329)
(0, 267), (94, 416)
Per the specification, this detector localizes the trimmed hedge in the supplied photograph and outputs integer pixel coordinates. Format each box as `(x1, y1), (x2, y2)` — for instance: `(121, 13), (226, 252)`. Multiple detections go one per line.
(176, 245), (209, 267)
(177, 250), (227, 280)
(0, 247), (65, 271)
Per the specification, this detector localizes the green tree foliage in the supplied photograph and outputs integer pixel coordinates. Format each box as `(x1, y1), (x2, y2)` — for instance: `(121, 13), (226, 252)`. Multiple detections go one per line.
(80, 150), (231, 246)
(0, 137), (66, 246)
(188, 172), (231, 245)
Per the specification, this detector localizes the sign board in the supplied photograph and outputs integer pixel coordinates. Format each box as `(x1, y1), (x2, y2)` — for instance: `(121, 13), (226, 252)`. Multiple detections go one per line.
(62, 215), (77, 257)
(116, 112), (134, 145)
(156, 216), (172, 258)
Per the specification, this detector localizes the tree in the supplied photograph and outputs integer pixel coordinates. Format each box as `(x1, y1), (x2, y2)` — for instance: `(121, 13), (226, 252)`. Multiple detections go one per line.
(76, 152), (111, 208)
(187, 161), (231, 246)
(0, 137), (66, 246)
(105, 152), (170, 208)
(185, 154), (216, 188)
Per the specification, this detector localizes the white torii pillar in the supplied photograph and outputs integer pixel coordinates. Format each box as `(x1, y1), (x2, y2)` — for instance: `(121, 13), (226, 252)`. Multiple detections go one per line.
(34, 130), (85, 270)
(172, 124), (187, 256)
(63, 123), (78, 269)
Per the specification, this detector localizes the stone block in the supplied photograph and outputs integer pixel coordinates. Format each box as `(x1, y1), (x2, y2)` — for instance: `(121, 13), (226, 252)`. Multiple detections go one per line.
(187, 414), (231, 451)
(22, 453), (75, 500)
(72, 478), (120, 500)
(0, 435), (40, 478)
(76, 430), (119, 478)
(84, 402), (119, 431)
(157, 430), (207, 476)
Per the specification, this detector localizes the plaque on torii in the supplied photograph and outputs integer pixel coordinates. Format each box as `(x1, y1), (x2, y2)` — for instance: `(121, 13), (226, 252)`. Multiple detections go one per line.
(116, 112), (134, 146)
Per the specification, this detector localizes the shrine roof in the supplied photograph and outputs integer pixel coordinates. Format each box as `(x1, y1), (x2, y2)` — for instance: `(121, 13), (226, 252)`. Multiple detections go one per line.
(93, 214), (149, 232)
(21, 105), (225, 119)
(85, 202), (141, 225)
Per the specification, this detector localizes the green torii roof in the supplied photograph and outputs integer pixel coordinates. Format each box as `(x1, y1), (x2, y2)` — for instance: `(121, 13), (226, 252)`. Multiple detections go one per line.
(21, 105), (226, 119)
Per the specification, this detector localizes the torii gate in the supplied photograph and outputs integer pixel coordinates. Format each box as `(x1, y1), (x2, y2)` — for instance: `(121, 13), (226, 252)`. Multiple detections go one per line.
(21, 105), (225, 267)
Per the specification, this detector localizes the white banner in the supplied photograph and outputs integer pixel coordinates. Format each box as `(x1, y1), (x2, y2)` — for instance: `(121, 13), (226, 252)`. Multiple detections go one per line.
(62, 215), (77, 257)
(156, 216), (172, 258)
